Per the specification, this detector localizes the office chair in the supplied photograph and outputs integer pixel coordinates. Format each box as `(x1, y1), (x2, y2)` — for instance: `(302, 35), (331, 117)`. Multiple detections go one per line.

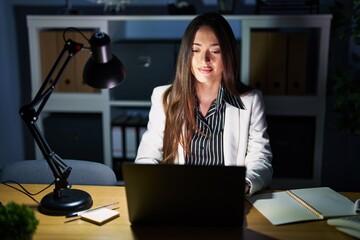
(0, 159), (118, 186)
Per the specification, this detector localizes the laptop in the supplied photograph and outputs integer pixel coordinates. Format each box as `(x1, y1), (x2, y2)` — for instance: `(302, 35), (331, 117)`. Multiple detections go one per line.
(122, 163), (246, 227)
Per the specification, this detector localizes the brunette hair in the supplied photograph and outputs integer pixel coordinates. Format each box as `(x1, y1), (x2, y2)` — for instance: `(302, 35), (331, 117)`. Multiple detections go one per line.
(161, 12), (250, 164)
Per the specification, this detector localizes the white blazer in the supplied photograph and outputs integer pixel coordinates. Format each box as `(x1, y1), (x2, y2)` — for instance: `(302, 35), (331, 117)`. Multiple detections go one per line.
(135, 85), (273, 195)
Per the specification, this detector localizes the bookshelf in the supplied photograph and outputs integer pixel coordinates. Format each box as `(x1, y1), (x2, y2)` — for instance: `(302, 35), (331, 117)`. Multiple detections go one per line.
(27, 14), (331, 188)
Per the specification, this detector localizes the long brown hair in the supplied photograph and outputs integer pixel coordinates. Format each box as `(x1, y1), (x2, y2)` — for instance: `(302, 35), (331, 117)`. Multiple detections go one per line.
(162, 12), (250, 164)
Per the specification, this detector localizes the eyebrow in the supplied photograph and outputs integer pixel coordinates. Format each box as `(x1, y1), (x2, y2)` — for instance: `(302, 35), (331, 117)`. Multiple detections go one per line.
(192, 42), (220, 47)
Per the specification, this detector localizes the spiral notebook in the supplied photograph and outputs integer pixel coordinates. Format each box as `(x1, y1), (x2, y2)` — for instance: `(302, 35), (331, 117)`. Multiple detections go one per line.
(248, 187), (356, 225)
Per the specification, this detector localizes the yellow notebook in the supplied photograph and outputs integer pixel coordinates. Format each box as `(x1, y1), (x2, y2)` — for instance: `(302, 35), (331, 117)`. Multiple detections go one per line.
(248, 187), (356, 225)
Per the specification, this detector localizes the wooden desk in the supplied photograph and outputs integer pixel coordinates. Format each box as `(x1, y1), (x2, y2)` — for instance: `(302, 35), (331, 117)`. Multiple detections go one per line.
(0, 184), (358, 240)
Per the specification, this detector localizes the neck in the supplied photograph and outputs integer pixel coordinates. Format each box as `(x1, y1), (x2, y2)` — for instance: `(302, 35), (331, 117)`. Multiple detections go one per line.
(196, 82), (220, 103)
(196, 82), (220, 116)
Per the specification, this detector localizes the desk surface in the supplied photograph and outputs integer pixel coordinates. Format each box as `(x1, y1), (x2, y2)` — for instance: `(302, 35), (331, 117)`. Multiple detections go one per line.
(0, 184), (358, 240)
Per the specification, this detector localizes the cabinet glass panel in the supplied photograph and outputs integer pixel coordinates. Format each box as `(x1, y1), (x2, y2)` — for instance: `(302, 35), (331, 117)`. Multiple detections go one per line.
(110, 41), (179, 101)
(43, 113), (103, 163)
(267, 115), (316, 179)
(111, 107), (150, 181)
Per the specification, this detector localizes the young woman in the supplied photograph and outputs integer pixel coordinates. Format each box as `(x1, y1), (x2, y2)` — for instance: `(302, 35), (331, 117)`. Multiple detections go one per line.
(135, 12), (272, 195)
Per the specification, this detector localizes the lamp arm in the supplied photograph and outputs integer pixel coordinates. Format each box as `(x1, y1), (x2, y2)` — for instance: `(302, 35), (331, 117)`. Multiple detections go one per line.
(32, 40), (82, 112)
(19, 39), (84, 193)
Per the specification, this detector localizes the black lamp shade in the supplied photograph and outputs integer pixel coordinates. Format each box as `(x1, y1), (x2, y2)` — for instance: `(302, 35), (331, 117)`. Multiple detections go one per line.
(83, 32), (126, 89)
(83, 55), (126, 89)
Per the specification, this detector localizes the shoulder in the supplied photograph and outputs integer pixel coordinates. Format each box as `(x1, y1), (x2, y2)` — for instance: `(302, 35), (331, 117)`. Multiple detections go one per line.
(240, 89), (263, 100)
(239, 89), (265, 109)
(153, 84), (172, 96)
(150, 84), (172, 102)
(150, 85), (172, 107)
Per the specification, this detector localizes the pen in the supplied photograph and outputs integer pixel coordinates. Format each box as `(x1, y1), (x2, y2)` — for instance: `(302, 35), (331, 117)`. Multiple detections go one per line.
(66, 202), (119, 218)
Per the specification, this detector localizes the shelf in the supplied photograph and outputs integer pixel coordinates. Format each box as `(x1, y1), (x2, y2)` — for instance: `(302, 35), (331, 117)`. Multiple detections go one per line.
(27, 14), (331, 189)
(264, 96), (325, 116)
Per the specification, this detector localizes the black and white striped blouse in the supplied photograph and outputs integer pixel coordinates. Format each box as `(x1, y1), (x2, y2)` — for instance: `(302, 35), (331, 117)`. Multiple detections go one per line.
(186, 84), (244, 165)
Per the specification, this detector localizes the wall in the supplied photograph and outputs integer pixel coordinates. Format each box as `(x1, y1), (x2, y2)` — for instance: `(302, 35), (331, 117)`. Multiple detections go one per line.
(0, 0), (24, 168)
(322, 0), (360, 192)
(1, 0), (359, 192)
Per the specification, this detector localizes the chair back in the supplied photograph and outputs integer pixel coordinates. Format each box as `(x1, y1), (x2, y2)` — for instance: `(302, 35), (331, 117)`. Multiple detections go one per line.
(0, 159), (118, 186)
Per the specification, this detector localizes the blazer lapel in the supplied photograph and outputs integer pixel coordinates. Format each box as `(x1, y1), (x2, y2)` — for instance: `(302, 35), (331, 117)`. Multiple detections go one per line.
(223, 103), (241, 165)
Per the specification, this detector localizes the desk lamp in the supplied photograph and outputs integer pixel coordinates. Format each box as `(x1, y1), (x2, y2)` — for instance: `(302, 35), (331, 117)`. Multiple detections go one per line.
(19, 28), (126, 215)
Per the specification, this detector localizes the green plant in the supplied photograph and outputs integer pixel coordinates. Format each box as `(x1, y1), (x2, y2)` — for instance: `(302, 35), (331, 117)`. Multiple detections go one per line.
(329, 0), (360, 135)
(0, 201), (39, 240)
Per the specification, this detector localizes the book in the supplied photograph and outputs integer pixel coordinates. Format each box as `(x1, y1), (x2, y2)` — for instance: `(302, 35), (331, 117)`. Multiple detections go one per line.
(247, 187), (356, 225)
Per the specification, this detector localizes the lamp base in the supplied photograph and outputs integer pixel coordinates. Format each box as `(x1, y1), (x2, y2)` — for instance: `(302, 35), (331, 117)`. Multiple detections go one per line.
(39, 189), (93, 216)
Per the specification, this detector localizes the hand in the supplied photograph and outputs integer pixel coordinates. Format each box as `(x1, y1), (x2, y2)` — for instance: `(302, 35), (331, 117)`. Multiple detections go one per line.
(245, 182), (251, 194)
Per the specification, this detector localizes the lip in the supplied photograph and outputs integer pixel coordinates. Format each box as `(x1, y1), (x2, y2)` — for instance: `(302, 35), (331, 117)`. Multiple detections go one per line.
(198, 66), (213, 73)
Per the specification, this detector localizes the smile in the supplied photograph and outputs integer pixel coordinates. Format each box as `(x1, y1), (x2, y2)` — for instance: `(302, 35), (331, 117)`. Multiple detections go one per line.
(198, 66), (213, 73)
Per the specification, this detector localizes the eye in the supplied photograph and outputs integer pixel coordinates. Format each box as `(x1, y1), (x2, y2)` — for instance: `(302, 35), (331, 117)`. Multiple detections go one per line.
(192, 48), (200, 53)
(211, 49), (221, 54)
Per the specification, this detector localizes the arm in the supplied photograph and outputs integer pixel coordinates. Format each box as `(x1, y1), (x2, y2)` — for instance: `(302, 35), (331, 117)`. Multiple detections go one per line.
(135, 85), (170, 164)
(244, 90), (273, 195)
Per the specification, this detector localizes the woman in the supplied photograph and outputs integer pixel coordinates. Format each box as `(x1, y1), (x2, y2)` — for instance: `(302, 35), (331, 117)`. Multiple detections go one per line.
(135, 12), (272, 195)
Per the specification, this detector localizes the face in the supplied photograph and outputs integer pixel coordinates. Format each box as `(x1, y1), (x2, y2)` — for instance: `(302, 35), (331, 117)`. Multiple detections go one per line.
(190, 27), (224, 86)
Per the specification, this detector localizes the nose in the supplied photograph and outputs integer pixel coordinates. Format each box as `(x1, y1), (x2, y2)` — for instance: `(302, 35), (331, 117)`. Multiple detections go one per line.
(200, 50), (211, 63)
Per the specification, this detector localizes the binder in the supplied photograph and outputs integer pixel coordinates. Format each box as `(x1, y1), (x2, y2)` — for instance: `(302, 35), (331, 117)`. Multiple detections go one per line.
(111, 115), (128, 159)
(250, 32), (268, 93)
(250, 31), (287, 95)
(111, 126), (123, 158)
(287, 31), (308, 95)
(124, 115), (142, 159)
(39, 31), (77, 92)
(73, 30), (97, 93)
(267, 32), (287, 95)
(111, 113), (149, 181)
(39, 30), (97, 93)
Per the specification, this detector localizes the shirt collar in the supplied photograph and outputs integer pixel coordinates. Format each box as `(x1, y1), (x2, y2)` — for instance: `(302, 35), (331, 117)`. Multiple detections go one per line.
(195, 83), (245, 111)
(220, 83), (245, 110)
